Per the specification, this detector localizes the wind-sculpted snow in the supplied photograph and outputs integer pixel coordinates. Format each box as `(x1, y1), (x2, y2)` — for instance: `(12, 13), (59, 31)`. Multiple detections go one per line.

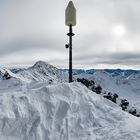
(0, 82), (140, 140)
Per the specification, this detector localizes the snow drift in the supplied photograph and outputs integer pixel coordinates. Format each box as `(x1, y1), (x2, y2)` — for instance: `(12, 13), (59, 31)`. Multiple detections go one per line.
(0, 82), (140, 140)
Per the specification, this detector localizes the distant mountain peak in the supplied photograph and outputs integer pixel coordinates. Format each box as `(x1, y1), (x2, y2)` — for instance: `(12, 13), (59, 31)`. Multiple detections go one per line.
(16, 61), (68, 83)
(32, 60), (52, 68)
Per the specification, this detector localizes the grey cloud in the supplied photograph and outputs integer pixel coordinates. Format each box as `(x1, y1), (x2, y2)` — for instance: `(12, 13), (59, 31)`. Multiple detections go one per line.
(74, 52), (140, 66)
(0, 0), (140, 68)
(114, 0), (140, 33)
(0, 37), (63, 57)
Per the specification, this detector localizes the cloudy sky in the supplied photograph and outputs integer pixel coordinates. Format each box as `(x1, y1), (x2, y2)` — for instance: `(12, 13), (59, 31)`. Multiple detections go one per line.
(0, 0), (140, 69)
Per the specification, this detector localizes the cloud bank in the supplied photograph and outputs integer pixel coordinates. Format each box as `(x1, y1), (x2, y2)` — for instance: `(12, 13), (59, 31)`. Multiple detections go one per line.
(0, 0), (140, 69)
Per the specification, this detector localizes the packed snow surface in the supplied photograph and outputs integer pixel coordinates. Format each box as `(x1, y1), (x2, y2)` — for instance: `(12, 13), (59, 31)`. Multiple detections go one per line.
(0, 82), (140, 140)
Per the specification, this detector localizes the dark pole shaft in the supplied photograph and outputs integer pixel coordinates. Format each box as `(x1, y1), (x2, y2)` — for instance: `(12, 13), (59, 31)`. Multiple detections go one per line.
(67, 24), (74, 83)
(69, 24), (72, 82)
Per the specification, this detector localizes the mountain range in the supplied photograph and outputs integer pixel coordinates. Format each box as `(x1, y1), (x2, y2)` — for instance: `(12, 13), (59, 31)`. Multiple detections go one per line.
(62, 68), (140, 76)
(0, 61), (140, 140)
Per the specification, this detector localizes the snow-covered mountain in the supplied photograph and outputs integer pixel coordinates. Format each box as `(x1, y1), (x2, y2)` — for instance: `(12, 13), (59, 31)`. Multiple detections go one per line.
(16, 61), (68, 84)
(0, 61), (140, 140)
(0, 67), (17, 80)
(74, 70), (140, 106)
(0, 82), (140, 140)
(0, 68), (23, 90)
(62, 68), (140, 76)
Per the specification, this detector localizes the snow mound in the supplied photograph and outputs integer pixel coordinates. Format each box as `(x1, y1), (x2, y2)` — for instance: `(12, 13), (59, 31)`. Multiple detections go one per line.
(0, 82), (140, 140)
(17, 61), (68, 83)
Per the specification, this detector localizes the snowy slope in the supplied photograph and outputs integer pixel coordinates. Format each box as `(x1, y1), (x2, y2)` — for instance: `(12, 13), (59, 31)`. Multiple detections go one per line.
(0, 83), (140, 140)
(75, 70), (140, 105)
(0, 61), (68, 92)
(0, 82), (140, 140)
(0, 67), (18, 80)
(0, 68), (23, 90)
(16, 61), (68, 83)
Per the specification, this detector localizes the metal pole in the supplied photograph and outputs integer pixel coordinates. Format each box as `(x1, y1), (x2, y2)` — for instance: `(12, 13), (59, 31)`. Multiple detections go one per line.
(66, 118), (69, 140)
(69, 24), (72, 83)
(67, 24), (74, 82)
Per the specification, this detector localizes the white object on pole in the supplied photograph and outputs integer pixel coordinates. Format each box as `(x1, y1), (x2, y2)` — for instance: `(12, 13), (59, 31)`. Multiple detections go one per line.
(65, 1), (76, 26)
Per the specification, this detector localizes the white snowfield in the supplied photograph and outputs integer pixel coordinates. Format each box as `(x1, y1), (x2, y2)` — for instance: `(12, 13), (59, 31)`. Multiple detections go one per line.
(75, 70), (140, 106)
(0, 82), (140, 140)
